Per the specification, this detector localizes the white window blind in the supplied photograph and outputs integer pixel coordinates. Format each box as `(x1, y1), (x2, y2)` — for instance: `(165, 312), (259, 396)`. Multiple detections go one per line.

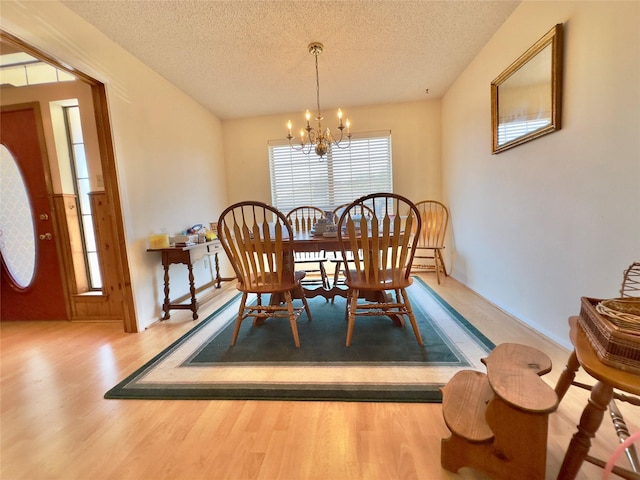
(497, 118), (550, 145)
(269, 133), (392, 213)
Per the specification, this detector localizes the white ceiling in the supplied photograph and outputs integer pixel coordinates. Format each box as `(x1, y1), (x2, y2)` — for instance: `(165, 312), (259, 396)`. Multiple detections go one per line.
(61, 0), (521, 120)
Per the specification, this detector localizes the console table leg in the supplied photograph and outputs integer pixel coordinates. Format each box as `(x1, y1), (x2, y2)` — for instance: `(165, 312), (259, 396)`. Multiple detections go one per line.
(557, 380), (613, 480)
(215, 252), (222, 288)
(187, 263), (198, 320)
(162, 264), (171, 320)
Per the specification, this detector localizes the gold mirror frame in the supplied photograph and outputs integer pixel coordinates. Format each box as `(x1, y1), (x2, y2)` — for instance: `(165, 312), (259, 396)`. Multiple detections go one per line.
(491, 24), (563, 154)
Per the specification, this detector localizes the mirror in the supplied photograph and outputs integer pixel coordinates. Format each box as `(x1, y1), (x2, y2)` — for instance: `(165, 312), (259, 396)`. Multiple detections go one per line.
(491, 24), (563, 154)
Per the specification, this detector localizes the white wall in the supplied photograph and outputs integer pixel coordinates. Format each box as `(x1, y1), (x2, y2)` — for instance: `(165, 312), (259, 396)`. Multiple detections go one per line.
(1, 1), (230, 330)
(442, 1), (640, 348)
(222, 100), (442, 205)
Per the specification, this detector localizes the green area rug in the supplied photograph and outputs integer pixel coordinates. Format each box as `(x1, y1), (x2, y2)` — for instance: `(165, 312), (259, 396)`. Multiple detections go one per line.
(105, 277), (494, 402)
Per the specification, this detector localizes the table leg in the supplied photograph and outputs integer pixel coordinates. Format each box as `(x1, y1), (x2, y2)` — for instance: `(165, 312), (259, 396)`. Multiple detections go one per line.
(162, 263), (171, 320)
(187, 262), (198, 320)
(214, 252), (222, 288)
(557, 380), (614, 480)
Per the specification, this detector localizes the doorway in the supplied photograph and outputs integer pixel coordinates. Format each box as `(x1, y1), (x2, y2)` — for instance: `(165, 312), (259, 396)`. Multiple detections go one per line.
(0, 31), (137, 331)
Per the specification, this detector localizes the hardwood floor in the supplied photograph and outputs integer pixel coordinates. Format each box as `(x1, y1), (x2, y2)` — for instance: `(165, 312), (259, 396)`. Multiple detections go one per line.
(1, 273), (637, 479)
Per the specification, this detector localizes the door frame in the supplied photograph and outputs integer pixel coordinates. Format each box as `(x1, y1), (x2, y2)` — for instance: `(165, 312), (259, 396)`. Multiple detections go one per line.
(1, 31), (137, 332)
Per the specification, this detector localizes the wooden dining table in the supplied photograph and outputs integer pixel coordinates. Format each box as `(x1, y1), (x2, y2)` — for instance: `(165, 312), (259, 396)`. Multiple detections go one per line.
(273, 230), (405, 326)
(289, 231), (347, 301)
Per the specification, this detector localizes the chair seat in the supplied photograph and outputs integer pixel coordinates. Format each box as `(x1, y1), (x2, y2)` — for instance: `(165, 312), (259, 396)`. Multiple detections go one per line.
(345, 270), (413, 291)
(236, 270), (307, 294)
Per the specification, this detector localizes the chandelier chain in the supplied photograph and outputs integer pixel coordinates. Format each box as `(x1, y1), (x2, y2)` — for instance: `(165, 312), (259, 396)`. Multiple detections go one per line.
(315, 53), (321, 118)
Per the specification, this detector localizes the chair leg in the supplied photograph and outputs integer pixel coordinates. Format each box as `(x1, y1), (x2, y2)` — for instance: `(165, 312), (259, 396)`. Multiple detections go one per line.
(297, 286), (313, 321)
(400, 288), (424, 345)
(345, 288), (359, 347)
(231, 293), (248, 346)
(331, 260), (343, 304)
(284, 290), (301, 348)
(319, 261), (329, 290)
(437, 250), (448, 277)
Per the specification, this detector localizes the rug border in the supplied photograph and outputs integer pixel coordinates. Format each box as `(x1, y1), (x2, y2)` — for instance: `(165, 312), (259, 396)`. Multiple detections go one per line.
(104, 294), (243, 398)
(411, 277), (495, 351)
(105, 278), (494, 402)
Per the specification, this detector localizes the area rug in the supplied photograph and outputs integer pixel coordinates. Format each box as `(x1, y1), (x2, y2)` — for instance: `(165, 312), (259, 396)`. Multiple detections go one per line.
(105, 277), (494, 402)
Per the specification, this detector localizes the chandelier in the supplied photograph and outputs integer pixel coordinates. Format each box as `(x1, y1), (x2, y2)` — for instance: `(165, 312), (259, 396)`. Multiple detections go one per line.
(287, 42), (351, 158)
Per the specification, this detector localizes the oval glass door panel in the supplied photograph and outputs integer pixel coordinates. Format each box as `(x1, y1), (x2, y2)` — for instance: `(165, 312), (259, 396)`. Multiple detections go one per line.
(0, 144), (36, 288)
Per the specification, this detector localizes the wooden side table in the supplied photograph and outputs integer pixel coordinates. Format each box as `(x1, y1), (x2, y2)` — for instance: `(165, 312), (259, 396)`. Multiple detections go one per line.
(147, 240), (233, 320)
(555, 316), (640, 480)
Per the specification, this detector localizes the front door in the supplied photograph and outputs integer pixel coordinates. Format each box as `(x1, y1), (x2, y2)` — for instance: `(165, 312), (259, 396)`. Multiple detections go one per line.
(0, 104), (68, 320)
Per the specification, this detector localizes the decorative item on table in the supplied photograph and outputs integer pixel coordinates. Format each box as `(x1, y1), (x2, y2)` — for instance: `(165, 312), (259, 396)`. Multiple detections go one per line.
(578, 297), (640, 374)
(323, 224), (338, 237)
(170, 234), (198, 247)
(596, 298), (640, 331)
(310, 217), (328, 236)
(341, 214), (363, 235)
(187, 224), (208, 243)
(205, 229), (217, 241)
(148, 232), (170, 249)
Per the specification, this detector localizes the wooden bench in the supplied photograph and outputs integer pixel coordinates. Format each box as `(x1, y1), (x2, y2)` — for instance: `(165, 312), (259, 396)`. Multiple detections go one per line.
(441, 343), (559, 480)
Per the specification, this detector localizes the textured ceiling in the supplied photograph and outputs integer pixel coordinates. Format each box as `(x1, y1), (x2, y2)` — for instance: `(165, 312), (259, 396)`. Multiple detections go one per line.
(61, 1), (520, 120)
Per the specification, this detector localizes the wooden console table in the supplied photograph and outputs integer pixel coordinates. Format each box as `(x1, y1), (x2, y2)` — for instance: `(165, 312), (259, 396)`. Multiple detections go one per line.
(147, 240), (233, 320)
(555, 316), (640, 480)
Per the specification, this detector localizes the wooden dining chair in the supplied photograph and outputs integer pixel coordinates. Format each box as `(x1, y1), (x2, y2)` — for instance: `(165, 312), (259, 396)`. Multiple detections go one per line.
(217, 201), (312, 347)
(412, 200), (449, 284)
(336, 193), (424, 347)
(286, 206), (330, 289)
(330, 202), (375, 291)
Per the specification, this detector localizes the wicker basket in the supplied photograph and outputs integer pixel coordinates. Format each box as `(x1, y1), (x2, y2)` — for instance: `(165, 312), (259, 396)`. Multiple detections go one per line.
(578, 297), (640, 374)
(596, 298), (640, 331)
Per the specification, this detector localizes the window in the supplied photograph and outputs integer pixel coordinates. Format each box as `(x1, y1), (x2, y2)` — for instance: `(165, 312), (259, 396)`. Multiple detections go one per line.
(0, 52), (76, 87)
(63, 105), (102, 290)
(269, 132), (392, 213)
